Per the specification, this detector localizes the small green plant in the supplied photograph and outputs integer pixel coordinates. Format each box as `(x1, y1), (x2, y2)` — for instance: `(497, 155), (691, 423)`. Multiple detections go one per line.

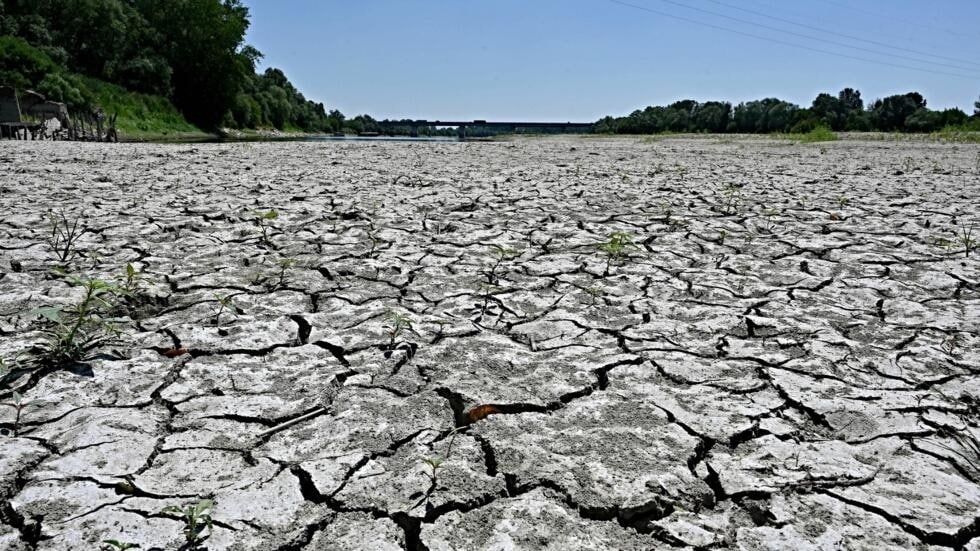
(384, 310), (416, 347)
(271, 257), (297, 290)
(486, 244), (519, 284)
(101, 540), (140, 550)
(583, 285), (604, 307)
(421, 427), (461, 488)
(253, 209), (278, 244)
(958, 224), (976, 257)
(902, 156), (916, 173)
(476, 283), (500, 318)
(367, 231), (383, 258)
(32, 276), (124, 365)
(599, 231), (634, 261)
(755, 207), (779, 233)
(212, 294), (236, 327)
(837, 195), (850, 208)
(47, 210), (87, 263)
(121, 263), (141, 295)
(162, 499), (214, 546)
(720, 184), (742, 215)
(1, 391), (30, 435)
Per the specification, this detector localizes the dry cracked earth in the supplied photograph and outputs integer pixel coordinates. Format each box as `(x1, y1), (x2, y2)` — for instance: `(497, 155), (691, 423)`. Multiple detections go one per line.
(0, 135), (978, 550)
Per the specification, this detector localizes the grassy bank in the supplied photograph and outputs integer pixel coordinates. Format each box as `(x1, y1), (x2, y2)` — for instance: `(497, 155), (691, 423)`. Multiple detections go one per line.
(82, 77), (213, 141)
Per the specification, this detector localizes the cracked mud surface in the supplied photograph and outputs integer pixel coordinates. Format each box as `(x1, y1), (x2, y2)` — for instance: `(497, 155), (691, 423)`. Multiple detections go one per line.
(1, 135), (978, 550)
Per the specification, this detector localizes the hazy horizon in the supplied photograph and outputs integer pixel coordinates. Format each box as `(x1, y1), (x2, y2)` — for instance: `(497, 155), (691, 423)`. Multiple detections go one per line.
(243, 0), (980, 121)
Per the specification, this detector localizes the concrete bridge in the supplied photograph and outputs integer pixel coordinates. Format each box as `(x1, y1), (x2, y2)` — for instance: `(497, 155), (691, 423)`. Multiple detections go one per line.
(377, 119), (595, 138)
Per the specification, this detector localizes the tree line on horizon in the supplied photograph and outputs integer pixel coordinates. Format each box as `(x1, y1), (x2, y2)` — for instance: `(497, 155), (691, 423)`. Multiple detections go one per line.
(595, 88), (980, 135)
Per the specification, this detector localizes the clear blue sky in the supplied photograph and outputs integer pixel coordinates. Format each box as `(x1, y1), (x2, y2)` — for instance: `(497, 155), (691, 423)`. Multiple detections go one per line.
(242, 0), (980, 121)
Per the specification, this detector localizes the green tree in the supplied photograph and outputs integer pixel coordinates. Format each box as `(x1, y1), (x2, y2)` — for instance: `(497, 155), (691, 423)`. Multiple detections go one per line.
(0, 35), (60, 90)
(811, 93), (843, 130)
(870, 92), (925, 131)
(133, 0), (252, 127)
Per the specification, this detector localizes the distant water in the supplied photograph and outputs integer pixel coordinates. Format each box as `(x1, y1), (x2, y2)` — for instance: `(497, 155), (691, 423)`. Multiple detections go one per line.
(153, 134), (466, 144)
(307, 135), (461, 143)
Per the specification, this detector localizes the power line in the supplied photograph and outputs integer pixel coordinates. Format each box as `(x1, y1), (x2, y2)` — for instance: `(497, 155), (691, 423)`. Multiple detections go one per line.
(651, 0), (980, 74)
(813, 0), (980, 41)
(704, 0), (980, 70)
(604, 0), (980, 80)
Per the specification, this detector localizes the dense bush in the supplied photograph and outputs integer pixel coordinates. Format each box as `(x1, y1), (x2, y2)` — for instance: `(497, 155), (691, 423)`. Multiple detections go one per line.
(0, 0), (340, 131)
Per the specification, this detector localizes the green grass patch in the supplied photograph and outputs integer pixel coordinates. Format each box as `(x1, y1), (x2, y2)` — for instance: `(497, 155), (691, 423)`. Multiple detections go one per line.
(80, 77), (210, 140)
(931, 127), (980, 144)
(777, 126), (838, 143)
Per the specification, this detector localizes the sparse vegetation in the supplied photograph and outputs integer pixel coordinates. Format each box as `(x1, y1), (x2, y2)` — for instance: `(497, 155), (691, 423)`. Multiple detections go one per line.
(1, 391), (30, 435)
(253, 209), (279, 244)
(162, 500), (215, 547)
(485, 244), (519, 284)
(720, 184), (742, 215)
(46, 210), (87, 263)
(384, 310), (416, 347)
(212, 294), (237, 327)
(783, 125), (838, 143)
(957, 224), (976, 257)
(32, 276), (124, 366)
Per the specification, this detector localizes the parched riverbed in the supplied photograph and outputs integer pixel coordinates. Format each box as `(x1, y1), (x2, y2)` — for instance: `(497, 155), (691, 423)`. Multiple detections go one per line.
(0, 136), (978, 550)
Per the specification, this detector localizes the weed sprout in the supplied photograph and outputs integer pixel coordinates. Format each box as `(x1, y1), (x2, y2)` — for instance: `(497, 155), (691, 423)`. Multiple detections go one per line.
(253, 209), (278, 244)
(32, 276), (125, 366)
(384, 310), (416, 347)
(162, 500), (214, 546)
(47, 210), (87, 263)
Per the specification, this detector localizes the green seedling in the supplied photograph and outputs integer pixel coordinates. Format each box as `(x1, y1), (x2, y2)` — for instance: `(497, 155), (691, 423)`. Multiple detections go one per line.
(476, 283), (501, 318)
(367, 231), (383, 258)
(213, 294), (236, 327)
(718, 229), (728, 244)
(162, 499), (214, 546)
(486, 244), (519, 284)
(837, 195), (850, 208)
(421, 427), (461, 488)
(902, 156), (915, 173)
(583, 285), (604, 307)
(272, 257), (297, 290)
(384, 310), (416, 346)
(958, 225), (976, 257)
(32, 276), (124, 366)
(1, 391), (30, 435)
(47, 210), (87, 263)
(122, 263), (141, 295)
(253, 209), (278, 244)
(720, 183), (742, 215)
(599, 231), (635, 262)
(101, 540), (140, 551)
